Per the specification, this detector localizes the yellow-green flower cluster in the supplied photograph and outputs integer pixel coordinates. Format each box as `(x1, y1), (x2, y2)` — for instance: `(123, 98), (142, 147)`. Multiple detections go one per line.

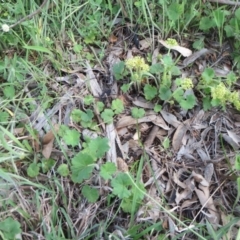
(230, 91), (240, 110)
(211, 83), (228, 104)
(166, 38), (178, 47)
(211, 83), (240, 110)
(125, 56), (150, 72)
(181, 78), (193, 90)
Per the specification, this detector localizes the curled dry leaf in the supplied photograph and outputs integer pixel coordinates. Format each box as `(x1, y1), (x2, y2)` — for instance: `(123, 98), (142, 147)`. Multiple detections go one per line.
(117, 157), (129, 172)
(160, 110), (181, 128)
(139, 37), (152, 50)
(42, 124), (59, 159)
(159, 39), (192, 57)
(172, 123), (188, 151)
(116, 114), (169, 130)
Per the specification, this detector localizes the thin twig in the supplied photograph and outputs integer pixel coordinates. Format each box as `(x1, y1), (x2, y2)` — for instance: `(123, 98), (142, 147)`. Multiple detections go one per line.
(10, 0), (48, 29)
(209, 0), (240, 6)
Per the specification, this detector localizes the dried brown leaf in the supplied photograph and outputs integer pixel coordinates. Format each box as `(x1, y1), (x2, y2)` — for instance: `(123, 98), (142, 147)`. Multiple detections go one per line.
(172, 124), (188, 151)
(160, 110), (181, 128)
(117, 157), (129, 172)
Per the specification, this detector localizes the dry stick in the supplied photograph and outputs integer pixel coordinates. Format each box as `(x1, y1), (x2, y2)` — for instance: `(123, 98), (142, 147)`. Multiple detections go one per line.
(10, 0), (49, 29)
(209, 0), (240, 5)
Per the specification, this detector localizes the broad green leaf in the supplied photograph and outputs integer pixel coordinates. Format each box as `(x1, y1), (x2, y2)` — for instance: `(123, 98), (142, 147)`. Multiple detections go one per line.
(71, 109), (82, 123)
(88, 137), (110, 158)
(235, 8), (240, 20)
(154, 104), (162, 113)
(100, 162), (117, 180)
(171, 66), (181, 76)
(111, 172), (132, 199)
(121, 83), (130, 93)
(199, 17), (215, 31)
(202, 68), (215, 83)
(59, 125), (80, 147)
(57, 164), (69, 177)
(111, 99), (124, 114)
(83, 95), (94, 105)
(150, 63), (164, 74)
(71, 152), (95, 183)
(80, 109), (94, 122)
(101, 108), (114, 123)
(27, 163), (39, 177)
(0, 217), (21, 239)
(159, 86), (172, 101)
(3, 85), (15, 99)
(144, 84), (157, 101)
(180, 94), (196, 110)
(167, 3), (183, 21)
(82, 185), (99, 203)
(203, 97), (212, 111)
(0, 111), (9, 123)
(131, 107), (145, 119)
(41, 158), (55, 173)
(113, 61), (125, 80)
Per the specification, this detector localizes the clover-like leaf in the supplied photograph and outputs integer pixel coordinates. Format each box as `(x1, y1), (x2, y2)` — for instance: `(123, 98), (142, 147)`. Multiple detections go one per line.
(180, 94), (196, 110)
(111, 99), (124, 114)
(100, 162), (117, 180)
(82, 185), (99, 203)
(57, 164), (69, 177)
(27, 163), (39, 178)
(111, 172), (132, 199)
(71, 152), (95, 183)
(144, 84), (157, 101)
(131, 107), (145, 119)
(101, 108), (114, 123)
(113, 61), (125, 80)
(159, 86), (172, 101)
(88, 137), (110, 158)
(0, 217), (21, 239)
(59, 125), (80, 147)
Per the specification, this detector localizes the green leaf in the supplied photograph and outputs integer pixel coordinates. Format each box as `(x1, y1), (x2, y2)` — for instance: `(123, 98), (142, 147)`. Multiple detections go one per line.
(24, 45), (53, 55)
(203, 96), (212, 111)
(113, 61), (125, 80)
(199, 17), (215, 31)
(131, 107), (145, 119)
(121, 83), (130, 93)
(235, 8), (240, 20)
(213, 9), (229, 28)
(167, 3), (183, 21)
(27, 163), (39, 177)
(180, 94), (196, 110)
(100, 162), (117, 180)
(0, 111), (10, 123)
(3, 85), (15, 99)
(71, 109), (82, 123)
(154, 104), (162, 113)
(41, 158), (55, 173)
(83, 95), (94, 105)
(193, 37), (205, 50)
(88, 137), (110, 158)
(162, 137), (170, 149)
(71, 152), (95, 183)
(159, 86), (172, 101)
(171, 66), (181, 76)
(73, 44), (83, 53)
(96, 101), (104, 112)
(111, 172), (132, 199)
(144, 84), (157, 101)
(101, 108), (114, 123)
(162, 55), (174, 68)
(235, 155), (240, 170)
(59, 125), (80, 147)
(0, 217), (21, 239)
(202, 68), (215, 83)
(82, 185), (99, 203)
(81, 109), (94, 122)
(57, 164), (69, 177)
(150, 63), (164, 74)
(111, 99), (124, 114)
